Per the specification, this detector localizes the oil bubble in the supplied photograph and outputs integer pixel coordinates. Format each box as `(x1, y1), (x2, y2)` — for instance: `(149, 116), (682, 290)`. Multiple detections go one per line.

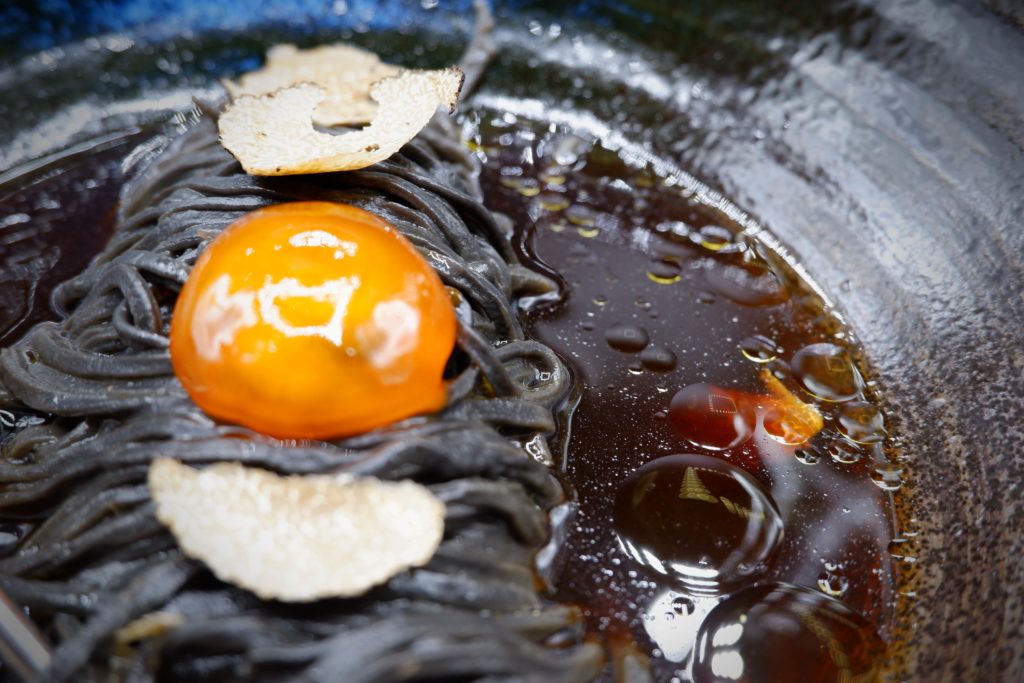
(693, 583), (884, 683)
(705, 263), (789, 307)
(669, 384), (755, 450)
(566, 204), (597, 227)
(691, 224), (741, 253)
(837, 401), (886, 444)
(696, 291), (717, 305)
(605, 324), (650, 353)
(828, 438), (863, 464)
(642, 590), (716, 664)
(539, 165), (569, 186)
(888, 539), (917, 563)
(640, 345), (677, 372)
(791, 343), (864, 402)
(516, 178), (540, 196)
(537, 192), (569, 212)
(655, 220), (691, 242)
(549, 133), (589, 167)
(870, 462), (903, 491)
(672, 596), (695, 615)
(613, 454), (783, 594)
(739, 335), (778, 363)
(647, 258), (682, 285)
(794, 447), (821, 465)
(817, 567), (849, 597)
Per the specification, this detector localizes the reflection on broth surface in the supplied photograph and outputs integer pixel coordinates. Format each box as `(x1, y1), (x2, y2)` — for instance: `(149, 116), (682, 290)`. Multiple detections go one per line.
(612, 454), (785, 595)
(472, 109), (900, 681)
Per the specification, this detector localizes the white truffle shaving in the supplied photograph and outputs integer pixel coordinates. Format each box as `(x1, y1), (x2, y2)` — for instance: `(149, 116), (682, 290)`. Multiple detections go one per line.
(218, 67), (464, 176)
(224, 44), (401, 126)
(148, 458), (445, 602)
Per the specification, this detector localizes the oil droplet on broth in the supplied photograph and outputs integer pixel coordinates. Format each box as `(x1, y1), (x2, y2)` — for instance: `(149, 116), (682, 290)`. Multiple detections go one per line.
(647, 257), (682, 285)
(640, 345), (677, 372)
(828, 437), (864, 464)
(692, 583), (884, 683)
(672, 595), (695, 615)
(739, 335), (779, 363)
(668, 384), (755, 450)
(837, 401), (886, 444)
(537, 192), (570, 211)
(818, 565), (850, 598)
(517, 178), (541, 197)
(870, 462), (903, 491)
(691, 224), (740, 253)
(643, 590), (716, 664)
(794, 447), (822, 465)
(539, 167), (568, 186)
(613, 454), (784, 594)
(791, 343), (864, 402)
(704, 262), (789, 307)
(605, 324), (650, 353)
(567, 204), (597, 226)
(696, 290), (717, 305)
(888, 538), (917, 564)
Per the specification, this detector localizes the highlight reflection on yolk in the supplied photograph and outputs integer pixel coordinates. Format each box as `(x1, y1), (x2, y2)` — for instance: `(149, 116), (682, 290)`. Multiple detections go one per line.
(169, 202), (457, 440)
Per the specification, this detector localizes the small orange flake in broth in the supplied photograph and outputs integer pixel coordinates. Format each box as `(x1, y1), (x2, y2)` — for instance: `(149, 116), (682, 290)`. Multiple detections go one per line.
(169, 201), (456, 440)
(758, 368), (824, 446)
(669, 370), (824, 450)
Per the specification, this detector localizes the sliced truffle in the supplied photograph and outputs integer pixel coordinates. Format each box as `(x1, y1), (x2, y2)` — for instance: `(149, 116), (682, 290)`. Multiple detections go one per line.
(149, 458), (446, 602)
(224, 43), (401, 126)
(218, 68), (464, 175)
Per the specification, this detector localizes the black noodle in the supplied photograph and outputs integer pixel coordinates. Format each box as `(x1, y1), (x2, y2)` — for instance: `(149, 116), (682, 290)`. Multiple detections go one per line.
(0, 108), (606, 682)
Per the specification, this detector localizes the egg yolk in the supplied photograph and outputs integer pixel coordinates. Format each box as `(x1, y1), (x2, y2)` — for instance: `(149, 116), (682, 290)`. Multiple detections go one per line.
(169, 201), (456, 440)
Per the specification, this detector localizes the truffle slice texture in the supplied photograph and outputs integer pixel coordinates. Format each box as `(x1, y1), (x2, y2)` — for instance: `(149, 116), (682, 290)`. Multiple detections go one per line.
(218, 67), (464, 175)
(224, 43), (402, 126)
(149, 458), (446, 602)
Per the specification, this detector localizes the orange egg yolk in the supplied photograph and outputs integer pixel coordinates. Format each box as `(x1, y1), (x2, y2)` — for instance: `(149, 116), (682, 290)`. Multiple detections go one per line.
(169, 201), (457, 440)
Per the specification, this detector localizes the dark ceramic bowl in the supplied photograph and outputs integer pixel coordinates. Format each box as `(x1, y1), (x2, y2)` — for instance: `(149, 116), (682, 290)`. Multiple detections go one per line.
(1, 1), (1021, 679)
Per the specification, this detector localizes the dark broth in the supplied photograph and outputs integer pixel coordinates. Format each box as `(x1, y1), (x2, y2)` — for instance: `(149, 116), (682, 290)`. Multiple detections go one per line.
(468, 109), (903, 681)
(0, 135), (141, 346)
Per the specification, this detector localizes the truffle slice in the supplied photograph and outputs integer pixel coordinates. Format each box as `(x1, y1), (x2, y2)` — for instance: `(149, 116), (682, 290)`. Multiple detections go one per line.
(224, 43), (401, 126)
(149, 458), (445, 602)
(218, 67), (464, 175)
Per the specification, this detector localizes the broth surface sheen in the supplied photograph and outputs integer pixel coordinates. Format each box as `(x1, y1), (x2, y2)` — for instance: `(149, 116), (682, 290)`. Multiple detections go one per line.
(471, 110), (902, 681)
